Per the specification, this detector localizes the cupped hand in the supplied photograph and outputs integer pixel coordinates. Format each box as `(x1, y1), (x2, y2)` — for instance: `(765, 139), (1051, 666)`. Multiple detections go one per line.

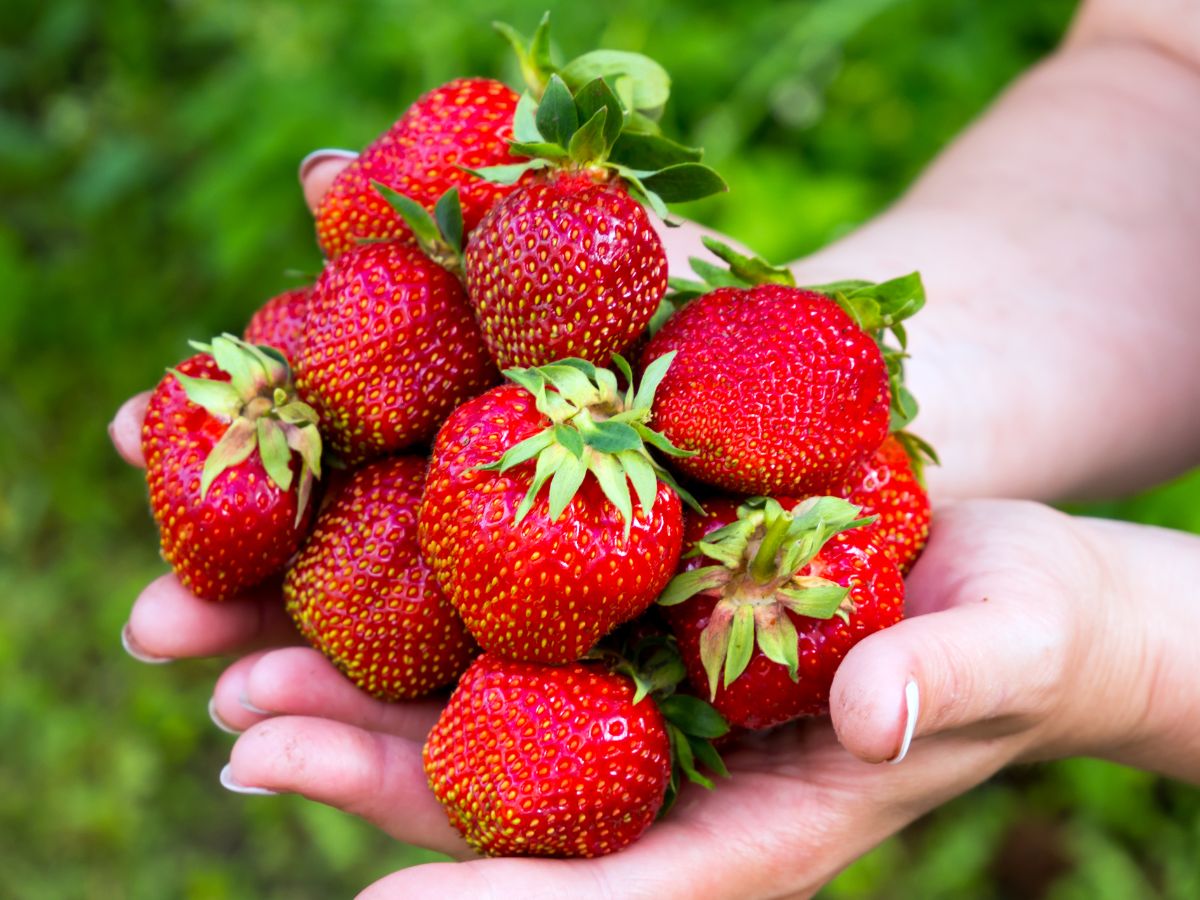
(197, 499), (1163, 899)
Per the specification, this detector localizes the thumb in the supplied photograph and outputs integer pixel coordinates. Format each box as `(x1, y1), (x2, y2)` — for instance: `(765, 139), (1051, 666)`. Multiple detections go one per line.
(829, 597), (1068, 764)
(298, 149), (358, 214)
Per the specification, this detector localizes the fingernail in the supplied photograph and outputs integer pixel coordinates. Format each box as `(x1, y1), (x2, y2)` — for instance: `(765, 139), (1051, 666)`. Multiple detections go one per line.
(121, 623), (172, 664)
(889, 679), (920, 765)
(208, 697), (241, 735)
(219, 764), (277, 796)
(239, 692), (271, 716)
(298, 148), (357, 182)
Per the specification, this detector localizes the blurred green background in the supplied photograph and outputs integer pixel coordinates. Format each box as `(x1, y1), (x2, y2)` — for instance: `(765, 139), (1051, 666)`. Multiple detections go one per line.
(3, 0), (1199, 896)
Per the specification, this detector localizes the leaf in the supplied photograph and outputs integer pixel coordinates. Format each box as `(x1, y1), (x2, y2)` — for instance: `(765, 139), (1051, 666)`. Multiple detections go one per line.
(588, 452), (633, 534)
(631, 349), (675, 411)
(668, 723), (711, 789)
(534, 74), (578, 148)
(207, 335), (258, 397)
(689, 736), (728, 779)
(433, 188), (464, 256)
(609, 132), (703, 171)
(657, 565), (729, 607)
(658, 694), (729, 739)
(753, 604), (799, 681)
(567, 106), (610, 165)
(511, 91), (542, 143)
(559, 50), (671, 112)
(688, 257), (750, 289)
(699, 236), (794, 286)
(777, 581), (850, 620)
(546, 451), (587, 520)
(505, 140), (569, 160)
(581, 419), (642, 454)
(169, 370), (242, 419)
(200, 417), (257, 498)
(724, 603), (756, 689)
(618, 450), (658, 515)
(572, 77), (624, 152)
(639, 163), (728, 203)
(462, 158), (551, 185)
(513, 444), (566, 524)
(493, 13), (555, 95)
(255, 418), (293, 493)
(631, 421), (695, 459)
(554, 424), (584, 459)
(478, 427), (555, 473)
(698, 604), (733, 699)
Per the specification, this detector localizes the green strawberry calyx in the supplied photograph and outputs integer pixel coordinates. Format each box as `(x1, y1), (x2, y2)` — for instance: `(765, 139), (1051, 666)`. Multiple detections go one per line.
(169, 334), (322, 524)
(476, 351), (700, 538)
(371, 182), (467, 280)
(474, 14), (727, 220)
(589, 632), (729, 813)
(673, 237), (939, 478)
(658, 497), (874, 698)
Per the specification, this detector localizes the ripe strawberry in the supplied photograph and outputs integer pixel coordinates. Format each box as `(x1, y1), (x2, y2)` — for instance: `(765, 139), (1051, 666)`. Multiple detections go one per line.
(284, 456), (476, 700)
(418, 355), (694, 664)
(644, 244), (928, 497)
(424, 648), (727, 857)
(243, 285), (311, 364)
(660, 496), (904, 730)
(315, 78), (522, 259)
(142, 335), (322, 602)
(295, 240), (496, 464)
(465, 171), (667, 369)
(835, 435), (931, 574)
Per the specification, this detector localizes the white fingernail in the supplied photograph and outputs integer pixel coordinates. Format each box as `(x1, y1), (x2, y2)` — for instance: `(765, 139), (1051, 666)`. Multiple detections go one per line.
(889, 679), (920, 765)
(121, 623), (171, 664)
(208, 697), (241, 735)
(219, 764), (277, 796)
(238, 692), (271, 716)
(298, 148), (357, 181)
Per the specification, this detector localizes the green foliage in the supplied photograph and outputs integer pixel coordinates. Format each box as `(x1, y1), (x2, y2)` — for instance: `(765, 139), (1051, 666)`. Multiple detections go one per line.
(1, 0), (1196, 896)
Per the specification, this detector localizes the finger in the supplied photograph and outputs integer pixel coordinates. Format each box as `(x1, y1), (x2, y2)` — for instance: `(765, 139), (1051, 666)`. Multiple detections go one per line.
(224, 715), (471, 858)
(109, 391), (151, 468)
(125, 573), (302, 660)
(829, 597), (1068, 764)
(299, 149), (357, 214)
(211, 645), (445, 739)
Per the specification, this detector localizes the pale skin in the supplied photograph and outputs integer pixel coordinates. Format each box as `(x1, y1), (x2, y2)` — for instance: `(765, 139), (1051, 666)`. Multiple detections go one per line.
(110, 0), (1200, 896)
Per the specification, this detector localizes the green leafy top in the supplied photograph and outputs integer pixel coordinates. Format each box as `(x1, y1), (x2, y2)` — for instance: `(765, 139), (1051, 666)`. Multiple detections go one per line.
(169, 334), (322, 524)
(371, 182), (466, 278)
(671, 237), (938, 478)
(658, 496), (873, 698)
(475, 13), (728, 218)
(477, 352), (700, 537)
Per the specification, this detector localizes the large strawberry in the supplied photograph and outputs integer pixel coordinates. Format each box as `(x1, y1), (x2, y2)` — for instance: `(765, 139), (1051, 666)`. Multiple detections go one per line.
(142, 335), (322, 602)
(243, 285), (311, 364)
(643, 242), (927, 497)
(423, 645), (727, 857)
(659, 496), (904, 730)
(284, 456), (476, 700)
(314, 78), (523, 260)
(295, 239), (496, 464)
(418, 354), (695, 663)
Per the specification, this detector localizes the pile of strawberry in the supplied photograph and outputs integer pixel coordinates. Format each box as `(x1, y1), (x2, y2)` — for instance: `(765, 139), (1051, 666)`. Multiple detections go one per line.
(137, 16), (934, 860)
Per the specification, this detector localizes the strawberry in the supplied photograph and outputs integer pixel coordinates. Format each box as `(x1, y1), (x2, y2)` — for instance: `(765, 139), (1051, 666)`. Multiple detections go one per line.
(314, 78), (523, 260)
(284, 456), (476, 700)
(643, 241), (927, 497)
(142, 335), (322, 602)
(659, 496), (904, 730)
(295, 240), (496, 464)
(423, 646), (727, 857)
(418, 354), (695, 664)
(243, 285), (310, 364)
(835, 434), (931, 574)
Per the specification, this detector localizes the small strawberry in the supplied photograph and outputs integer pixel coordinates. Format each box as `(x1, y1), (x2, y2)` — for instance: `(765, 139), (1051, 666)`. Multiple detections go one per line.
(142, 335), (322, 601)
(418, 354), (695, 663)
(243, 285), (311, 364)
(659, 496), (904, 730)
(295, 239), (496, 464)
(315, 78), (523, 259)
(284, 456), (476, 700)
(643, 242), (927, 497)
(423, 644), (727, 858)
(834, 434), (931, 574)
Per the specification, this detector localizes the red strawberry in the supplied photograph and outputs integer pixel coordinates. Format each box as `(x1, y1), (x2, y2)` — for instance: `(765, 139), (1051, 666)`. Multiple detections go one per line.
(315, 78), (522, 259)
(660, 496), (904, 730)
(243, 286), (311, 364)
(642, 284), (890, 497)
(295, 241), (496, 464)
(142, 336), (322, 601)
(464, 172), (667, 369)
(418, 355), (694, 663)
(284, 456), (476, 700)
(835, 435), (931, 574)
(424, 649), (727, 857)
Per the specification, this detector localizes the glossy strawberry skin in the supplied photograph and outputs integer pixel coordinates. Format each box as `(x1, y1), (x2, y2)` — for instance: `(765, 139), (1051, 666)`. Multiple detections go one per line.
(418, 384), (683, 664)
(142, 355), (310, 602)
(664, 499), (904, 730)
(424, 654), (672, 857)
(464, 173), (667, 369)
(642, 285), (890, 496)
(295, 241), (496, 464)
(316, 78), (522, 259)
(835, 436), (930, 574)
(243, 286), (311, 365)
(284, 456), (475, 700)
